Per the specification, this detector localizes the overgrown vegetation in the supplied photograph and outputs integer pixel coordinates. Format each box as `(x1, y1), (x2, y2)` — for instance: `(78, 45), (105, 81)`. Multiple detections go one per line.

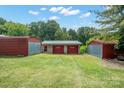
(80, 45), (87, 54)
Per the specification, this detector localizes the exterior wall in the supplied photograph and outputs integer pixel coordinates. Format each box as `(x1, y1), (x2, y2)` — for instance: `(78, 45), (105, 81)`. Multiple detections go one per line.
(46, 45), (66, 54)
(18, 38), (28, 56)
(45, 45), (80, 54)
(103, 44), (115, 59)
(88, 43), (116, 59)
(28, 37), (40, 42)
(28, 42), (41, 55)
(53, 45), (64, 54)
(47, 45), (53, 53)
(88, 40), (117, 59)
(78, 45), (80, 54)
(64, 45), (67, 54)
(28, 37), (41, 55)
(40, 45), (44, 52)
(0, 37), (41, 56)
(87, 44), (103, 58)
(67, 45), (79, 54)
(0, 38), (28, 56)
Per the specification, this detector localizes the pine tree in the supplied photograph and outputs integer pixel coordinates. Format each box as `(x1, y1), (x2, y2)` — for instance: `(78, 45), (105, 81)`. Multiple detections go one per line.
(96, 5), (124, 50)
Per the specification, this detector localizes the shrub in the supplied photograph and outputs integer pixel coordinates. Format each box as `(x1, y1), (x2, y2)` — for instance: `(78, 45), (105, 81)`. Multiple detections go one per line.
(115, 35), (124, 51)
(80, 37), (95, 54)
(80, 45), (87, 54)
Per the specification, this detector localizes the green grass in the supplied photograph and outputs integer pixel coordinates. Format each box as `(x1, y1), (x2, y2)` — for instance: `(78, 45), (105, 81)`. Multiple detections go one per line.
(0, 54), (124, 88)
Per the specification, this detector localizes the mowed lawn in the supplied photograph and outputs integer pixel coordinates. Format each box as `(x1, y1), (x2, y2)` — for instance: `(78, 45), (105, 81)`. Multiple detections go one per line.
(0, 54), (124, 88)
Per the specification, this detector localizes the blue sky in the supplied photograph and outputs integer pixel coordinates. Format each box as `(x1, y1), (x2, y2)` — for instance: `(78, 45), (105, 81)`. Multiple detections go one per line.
(0, 5), (105, 29)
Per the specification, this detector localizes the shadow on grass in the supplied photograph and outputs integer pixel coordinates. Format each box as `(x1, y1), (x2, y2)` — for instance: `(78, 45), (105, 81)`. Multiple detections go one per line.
(0, 55), (26, 59)
(0, 53), (42, 58)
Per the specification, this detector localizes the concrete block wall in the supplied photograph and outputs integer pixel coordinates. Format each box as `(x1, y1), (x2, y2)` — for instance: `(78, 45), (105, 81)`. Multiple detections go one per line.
(64, 45), (67, 54)
(47, 45), (52, 53)
(78, 45), (80, 54)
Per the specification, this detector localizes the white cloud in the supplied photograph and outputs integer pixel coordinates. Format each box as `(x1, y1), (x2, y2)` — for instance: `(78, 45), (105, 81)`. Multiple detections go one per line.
(28, 10), (39, 15)
(105, 6), (112, 10)
(59, 7), (80, 16)
(83, 12), (91, 17)
(42, 17), (47, 21)
(40, 7), (47, 11)
(49, 16), (60, 20)
(49, 6), (80, 16)
(49, 7), (64, 12)
(80, 12), (91, 18)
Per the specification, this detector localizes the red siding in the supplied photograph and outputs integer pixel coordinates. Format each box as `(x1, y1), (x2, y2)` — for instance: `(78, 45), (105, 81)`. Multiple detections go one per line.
(67, 45), (78, 54)
(89, 40), (116, 59)
(90, 41), (103, 45)
(103, 44), (116, 59)
(53, 45), (64, 54)
(28, 37), (40, 42)
(0, 38), (28, 56)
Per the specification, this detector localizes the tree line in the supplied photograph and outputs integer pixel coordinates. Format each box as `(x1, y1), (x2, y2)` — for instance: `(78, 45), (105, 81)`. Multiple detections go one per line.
(0, 17), (99, 45)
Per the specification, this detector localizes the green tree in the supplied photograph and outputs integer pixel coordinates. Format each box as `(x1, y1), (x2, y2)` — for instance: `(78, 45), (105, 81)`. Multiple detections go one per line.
(62, 27), (67, 33)
(61, 27), (71, 40)
(29, 21), (46, 40)
(0, 17), (7, 34)
(68, 29), (78, 40)
(0, 17), (6, 25)
(4, 22), (30, 36)
(29, 20), (62, 40)
(55, 29), (64, 40)
(77, 27), (98, 44)
(96, 5), (124, 50)
(45, 20), (61, 40)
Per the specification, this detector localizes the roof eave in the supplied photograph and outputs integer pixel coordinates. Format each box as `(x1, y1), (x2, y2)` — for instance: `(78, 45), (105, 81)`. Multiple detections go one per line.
(42, 43), (81, 45)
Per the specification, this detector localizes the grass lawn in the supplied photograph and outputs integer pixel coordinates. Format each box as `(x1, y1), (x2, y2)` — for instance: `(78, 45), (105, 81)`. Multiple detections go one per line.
(0, 54), (124, 88)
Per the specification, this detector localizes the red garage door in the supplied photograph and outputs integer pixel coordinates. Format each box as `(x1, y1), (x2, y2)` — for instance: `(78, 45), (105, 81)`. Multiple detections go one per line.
(67, 45), (78, 54)
(53, 45), (64, 54)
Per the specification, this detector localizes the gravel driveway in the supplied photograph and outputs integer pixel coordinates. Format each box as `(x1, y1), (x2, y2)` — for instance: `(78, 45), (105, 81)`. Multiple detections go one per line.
(102, 59), (124, 70)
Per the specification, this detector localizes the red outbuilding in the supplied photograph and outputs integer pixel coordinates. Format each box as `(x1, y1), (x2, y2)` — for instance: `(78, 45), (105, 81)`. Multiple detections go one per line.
(87, 40), (117, 59)
(0, 36), (41, 56)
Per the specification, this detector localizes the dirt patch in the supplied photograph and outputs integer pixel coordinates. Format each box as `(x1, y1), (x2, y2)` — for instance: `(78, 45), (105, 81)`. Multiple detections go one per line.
(102, 59), (124, 70)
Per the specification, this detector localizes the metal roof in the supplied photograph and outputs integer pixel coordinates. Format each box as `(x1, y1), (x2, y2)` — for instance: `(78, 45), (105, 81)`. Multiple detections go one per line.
(42, 41), (82, 45)
(0, 36), (29, 38)
(0, 36), (39, 39)
(90, 40), (118, 44)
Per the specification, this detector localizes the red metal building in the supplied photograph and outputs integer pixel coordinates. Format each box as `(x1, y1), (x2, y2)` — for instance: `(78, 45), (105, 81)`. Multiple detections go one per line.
(88, 40), (117, 59)
(0, 36), (41, 56)
(42, 41), (81, 54)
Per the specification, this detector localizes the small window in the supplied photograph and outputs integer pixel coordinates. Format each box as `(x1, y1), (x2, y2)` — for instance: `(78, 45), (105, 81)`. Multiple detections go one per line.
(44, 46), (47, 52)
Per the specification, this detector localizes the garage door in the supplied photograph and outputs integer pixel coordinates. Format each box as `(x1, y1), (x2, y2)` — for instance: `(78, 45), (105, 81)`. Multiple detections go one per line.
(87, 45), (102, 58)
(53, 45), (64, 54)
(67, 45), (78, 54)
(28, 42), (41, 55)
